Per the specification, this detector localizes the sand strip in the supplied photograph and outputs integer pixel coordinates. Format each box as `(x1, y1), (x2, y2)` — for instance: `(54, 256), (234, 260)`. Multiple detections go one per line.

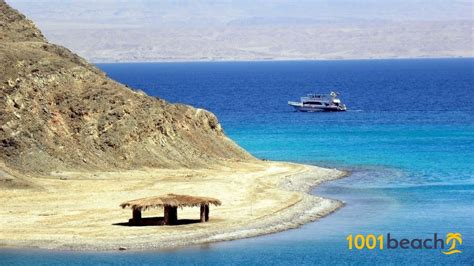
(0, 161), (346, 251)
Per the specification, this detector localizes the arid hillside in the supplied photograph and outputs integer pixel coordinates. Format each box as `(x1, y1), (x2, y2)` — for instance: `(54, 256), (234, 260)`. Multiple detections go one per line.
(0, 1), (253, 186)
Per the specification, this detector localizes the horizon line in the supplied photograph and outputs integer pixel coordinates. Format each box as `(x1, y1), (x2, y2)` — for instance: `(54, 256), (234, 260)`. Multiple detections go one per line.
(92, 56), (473, 64)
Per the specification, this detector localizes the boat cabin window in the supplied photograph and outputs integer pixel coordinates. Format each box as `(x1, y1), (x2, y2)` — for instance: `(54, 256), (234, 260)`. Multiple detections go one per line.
(306, 101), (322, 105)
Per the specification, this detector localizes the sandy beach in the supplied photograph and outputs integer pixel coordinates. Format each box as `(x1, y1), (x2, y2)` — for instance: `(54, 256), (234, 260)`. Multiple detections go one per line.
(0, 161), (346, 251)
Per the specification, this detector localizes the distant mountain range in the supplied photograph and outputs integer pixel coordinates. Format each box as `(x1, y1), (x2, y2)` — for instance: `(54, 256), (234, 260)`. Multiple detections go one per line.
(6, 0), (473, 62)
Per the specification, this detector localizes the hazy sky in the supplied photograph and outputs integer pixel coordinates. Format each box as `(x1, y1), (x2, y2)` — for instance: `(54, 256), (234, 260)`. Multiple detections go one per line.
(8, 0), (473, 27)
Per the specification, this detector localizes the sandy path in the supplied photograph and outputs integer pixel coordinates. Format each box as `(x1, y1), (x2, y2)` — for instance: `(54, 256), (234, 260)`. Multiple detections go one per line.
(0, 161), (345, 250)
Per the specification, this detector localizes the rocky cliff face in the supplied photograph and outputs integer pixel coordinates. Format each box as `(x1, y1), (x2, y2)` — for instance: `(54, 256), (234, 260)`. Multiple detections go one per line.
(0, 1), (253, 180)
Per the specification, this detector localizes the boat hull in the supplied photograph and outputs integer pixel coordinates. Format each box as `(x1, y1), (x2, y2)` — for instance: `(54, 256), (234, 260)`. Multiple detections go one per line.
(288, 102), (346, 112)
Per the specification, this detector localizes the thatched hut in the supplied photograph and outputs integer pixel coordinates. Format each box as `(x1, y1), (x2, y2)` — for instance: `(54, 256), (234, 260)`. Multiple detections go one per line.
(120, 193), (221, 225)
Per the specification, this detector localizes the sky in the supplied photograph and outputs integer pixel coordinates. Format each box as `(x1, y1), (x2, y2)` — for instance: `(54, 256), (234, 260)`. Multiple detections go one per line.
(8, 0), (473, 27)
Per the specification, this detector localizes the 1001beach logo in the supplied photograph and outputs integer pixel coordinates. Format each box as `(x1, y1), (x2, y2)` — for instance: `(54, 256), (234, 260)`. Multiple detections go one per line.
(346, 233), (462, 255)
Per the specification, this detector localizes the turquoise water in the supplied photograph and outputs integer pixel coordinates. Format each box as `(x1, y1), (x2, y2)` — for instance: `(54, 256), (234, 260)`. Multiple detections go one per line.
(1, 59), (473, 264)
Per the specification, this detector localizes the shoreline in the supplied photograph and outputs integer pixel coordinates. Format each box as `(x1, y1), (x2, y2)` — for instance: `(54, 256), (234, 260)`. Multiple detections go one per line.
(0, 161), (347, 251)
(92, 56), (473, 64)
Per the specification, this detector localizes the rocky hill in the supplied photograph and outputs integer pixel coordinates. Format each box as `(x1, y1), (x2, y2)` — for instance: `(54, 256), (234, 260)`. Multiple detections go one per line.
(0, 1), (253, 185)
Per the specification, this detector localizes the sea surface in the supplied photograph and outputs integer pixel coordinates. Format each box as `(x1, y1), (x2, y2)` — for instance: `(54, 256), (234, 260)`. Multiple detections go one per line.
(1, 59), (473, 265)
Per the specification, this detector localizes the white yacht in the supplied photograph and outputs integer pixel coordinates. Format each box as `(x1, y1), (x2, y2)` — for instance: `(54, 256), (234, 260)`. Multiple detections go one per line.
(288, 91), (347, 112)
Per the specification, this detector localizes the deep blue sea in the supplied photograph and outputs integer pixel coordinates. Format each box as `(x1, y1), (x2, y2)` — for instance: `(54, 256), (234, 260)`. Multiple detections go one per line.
(1, 59), (473, 265)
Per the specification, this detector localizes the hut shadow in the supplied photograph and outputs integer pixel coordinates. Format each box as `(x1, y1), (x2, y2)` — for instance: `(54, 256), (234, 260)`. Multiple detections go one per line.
(113, 217), (202, 227)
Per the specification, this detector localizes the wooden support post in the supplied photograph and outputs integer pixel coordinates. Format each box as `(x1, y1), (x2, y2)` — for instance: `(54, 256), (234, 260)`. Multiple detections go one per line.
(164, 206), (170, 225)
(131, 209), (141, 224)
(204, 204), (209, 222)
(200, 204), (206, 222)
(164, 206), (178, 225)
(170, 206), (177, 225)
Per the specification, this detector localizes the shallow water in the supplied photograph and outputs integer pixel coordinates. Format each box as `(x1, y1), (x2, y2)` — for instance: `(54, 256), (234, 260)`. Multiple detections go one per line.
(1, 59), (473, 264)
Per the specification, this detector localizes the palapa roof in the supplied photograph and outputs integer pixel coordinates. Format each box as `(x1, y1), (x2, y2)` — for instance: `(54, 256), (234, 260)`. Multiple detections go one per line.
(120, 193), (222, 211)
